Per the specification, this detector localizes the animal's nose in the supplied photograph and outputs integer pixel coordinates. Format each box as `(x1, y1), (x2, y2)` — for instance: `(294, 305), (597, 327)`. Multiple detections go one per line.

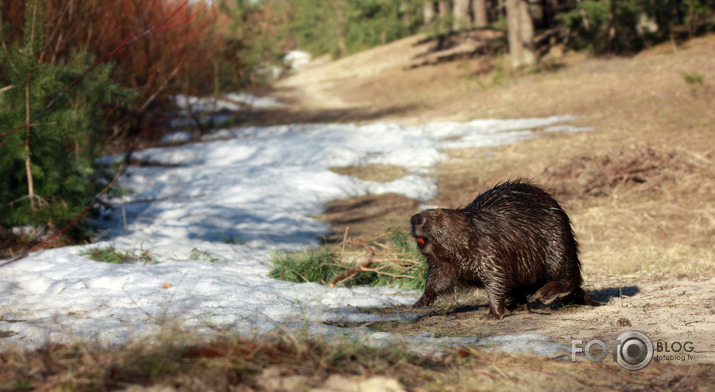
(411, 213), (424, 227)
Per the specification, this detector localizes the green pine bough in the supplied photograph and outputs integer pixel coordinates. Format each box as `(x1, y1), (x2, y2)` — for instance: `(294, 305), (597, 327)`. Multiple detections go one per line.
(0, 0), (134, 235)
(268, 227), (427, 291)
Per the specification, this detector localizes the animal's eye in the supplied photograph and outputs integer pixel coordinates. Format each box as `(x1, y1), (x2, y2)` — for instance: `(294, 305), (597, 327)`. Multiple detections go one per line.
(417, 237), (425, 245)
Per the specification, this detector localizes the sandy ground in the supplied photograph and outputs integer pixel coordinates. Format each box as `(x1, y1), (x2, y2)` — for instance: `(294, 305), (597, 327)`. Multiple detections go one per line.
(384, 276), (715, 364)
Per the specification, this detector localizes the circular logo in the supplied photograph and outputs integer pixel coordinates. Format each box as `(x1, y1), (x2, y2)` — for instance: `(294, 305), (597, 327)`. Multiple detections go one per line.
(615, 331), (654, 371)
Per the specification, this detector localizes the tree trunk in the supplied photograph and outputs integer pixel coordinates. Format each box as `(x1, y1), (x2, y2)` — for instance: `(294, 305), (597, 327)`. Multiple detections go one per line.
(25, 83), (36, 210)
(518, 0), (535, 65)
(506, 0), (522, 69)
(336, 3), (347, 58)
(453, 0), (470, 30)
(423, 1), (435, 24)
(472, 0), (488, 28)
(506, 0), (535, 69)
(400, 1), (411, 27)
(438, 1), (450, 18)
(607, 0), (616, 51)
(529, 0), (545, 28)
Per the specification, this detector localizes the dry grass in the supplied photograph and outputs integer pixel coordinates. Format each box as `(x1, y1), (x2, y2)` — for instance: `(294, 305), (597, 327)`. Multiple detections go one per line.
(1, 327), (712, 391)
(435, 144), (715, 280)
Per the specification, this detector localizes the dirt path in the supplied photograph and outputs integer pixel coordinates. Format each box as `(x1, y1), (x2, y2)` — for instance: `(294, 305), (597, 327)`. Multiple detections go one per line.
(385, 276), (714, 364)
(266, 32), (715, 375)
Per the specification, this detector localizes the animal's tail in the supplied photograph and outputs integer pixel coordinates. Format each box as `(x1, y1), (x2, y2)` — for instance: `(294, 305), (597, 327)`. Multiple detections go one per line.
(528, 280), (602, 306)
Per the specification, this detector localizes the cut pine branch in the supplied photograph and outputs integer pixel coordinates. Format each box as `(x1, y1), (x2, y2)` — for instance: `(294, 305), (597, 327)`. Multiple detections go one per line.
(328, 258), (374, 287)
(327, 237), (423, 287)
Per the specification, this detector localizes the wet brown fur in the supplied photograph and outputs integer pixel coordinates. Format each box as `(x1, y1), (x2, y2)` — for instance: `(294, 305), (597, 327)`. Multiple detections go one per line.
(411, 179), (598, 319)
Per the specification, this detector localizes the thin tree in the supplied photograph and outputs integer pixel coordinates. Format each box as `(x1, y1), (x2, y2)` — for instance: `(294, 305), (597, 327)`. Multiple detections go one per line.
(472, 0), (488, 28)
(506, 0), (535, 68)
(453, 0), (470, 30)
(23, 0), (42, 210)
(335, 0), (347, 57)
(423, 1), (435, 23)
(518, 0), (535, 65)
(438, 0), (450, 18)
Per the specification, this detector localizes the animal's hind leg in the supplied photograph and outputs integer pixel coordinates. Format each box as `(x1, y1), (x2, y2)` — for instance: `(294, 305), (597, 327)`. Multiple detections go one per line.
(508, 294), (533, 313)
(564, 287), (602, 306)
(528, 280), (577, 305)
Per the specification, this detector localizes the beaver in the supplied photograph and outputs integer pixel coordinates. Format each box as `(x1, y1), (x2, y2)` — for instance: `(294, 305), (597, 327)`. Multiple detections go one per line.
(411, 179), (598, 319)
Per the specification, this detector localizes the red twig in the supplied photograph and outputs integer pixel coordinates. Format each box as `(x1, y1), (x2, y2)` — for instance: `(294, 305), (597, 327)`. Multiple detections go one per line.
(0, 0), (206, 142)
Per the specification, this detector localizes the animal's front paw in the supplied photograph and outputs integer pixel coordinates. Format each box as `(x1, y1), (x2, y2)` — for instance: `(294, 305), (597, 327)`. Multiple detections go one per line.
(413, 295), (434, 308)
(486, 303), (505, 320)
